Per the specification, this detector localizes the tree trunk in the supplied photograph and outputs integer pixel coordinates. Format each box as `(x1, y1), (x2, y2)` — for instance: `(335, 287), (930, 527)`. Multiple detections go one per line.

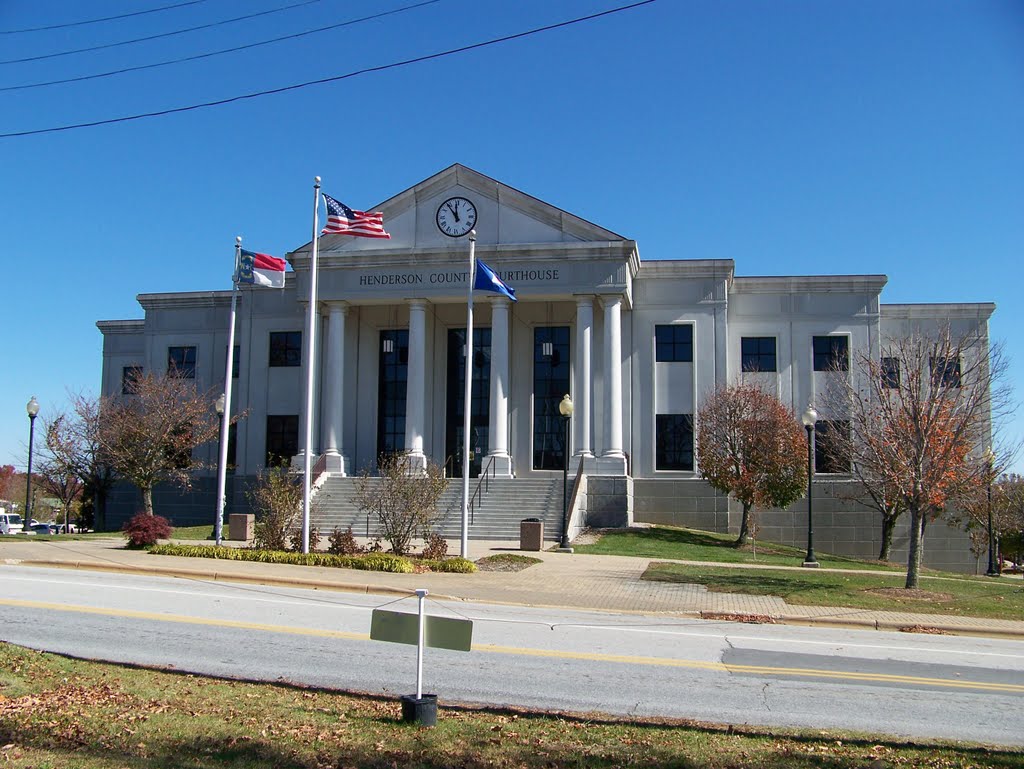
(905, 508), (925, 589)
(735, 504), (751, 547)
(878, 512), (898, 561)
(142, 486), (154, 516)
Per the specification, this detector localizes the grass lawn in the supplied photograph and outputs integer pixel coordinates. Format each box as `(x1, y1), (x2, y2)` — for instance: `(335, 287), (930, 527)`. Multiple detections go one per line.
(643, 562), (1024, 620)
(169, 524), (216, 541)
(0, 643), (1018, 769)
(574, 525), (907, 571)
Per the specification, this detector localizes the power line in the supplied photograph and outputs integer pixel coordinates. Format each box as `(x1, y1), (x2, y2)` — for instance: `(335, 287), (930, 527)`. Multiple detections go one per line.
(0, 0), (212, 35)
(0, 0), (442, 93)
(0, 0), (658, 139)
(0, 0), (324, 65)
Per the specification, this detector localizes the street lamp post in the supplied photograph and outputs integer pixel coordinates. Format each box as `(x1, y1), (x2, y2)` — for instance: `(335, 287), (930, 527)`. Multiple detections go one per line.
(559, 394), (574, 549)
(801, 405), (819, 568)
(25, 396), (39, 534)
(214, 393), (227, 546)
(986, 452), (998, 577)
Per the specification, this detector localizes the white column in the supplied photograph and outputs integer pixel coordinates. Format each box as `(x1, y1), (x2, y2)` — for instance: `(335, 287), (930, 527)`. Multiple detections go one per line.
(320, 302), (349, 474)
(487, 297), (513, 476)
(600, 296), (627, 474)
(405, 299), (428, 472)
(575, 296), (594, 458)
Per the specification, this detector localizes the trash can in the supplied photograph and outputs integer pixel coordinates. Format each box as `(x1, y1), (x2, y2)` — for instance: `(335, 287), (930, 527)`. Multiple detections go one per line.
(520, 518), (543, 551)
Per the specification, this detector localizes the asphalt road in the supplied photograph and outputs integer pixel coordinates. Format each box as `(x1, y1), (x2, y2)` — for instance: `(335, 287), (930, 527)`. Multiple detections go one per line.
(1, 566), (1022, 746)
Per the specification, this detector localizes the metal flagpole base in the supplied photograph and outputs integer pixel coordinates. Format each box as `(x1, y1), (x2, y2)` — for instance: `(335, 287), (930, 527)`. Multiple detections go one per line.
(400, 694), (437, 726)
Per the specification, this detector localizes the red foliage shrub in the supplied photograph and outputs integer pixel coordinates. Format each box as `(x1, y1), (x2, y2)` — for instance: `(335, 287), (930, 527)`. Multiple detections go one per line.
(122, 512), (173, 548)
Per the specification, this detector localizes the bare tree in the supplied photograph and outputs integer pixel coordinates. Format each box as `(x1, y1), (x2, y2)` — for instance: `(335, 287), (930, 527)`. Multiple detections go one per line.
(824, 324), (1013, 588)
(952, 472), (1024, 572)
(696, 384), (807, 547)
(100, 373), (222, 517)
(354, 454), (449, 555)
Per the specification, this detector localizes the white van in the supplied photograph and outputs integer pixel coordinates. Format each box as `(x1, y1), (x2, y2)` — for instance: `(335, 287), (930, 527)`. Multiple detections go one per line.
(0, 513), (24, 535)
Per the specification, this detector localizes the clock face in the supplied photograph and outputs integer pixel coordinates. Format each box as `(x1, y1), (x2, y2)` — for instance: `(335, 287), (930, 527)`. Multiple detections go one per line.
(436, 196), (477, 237)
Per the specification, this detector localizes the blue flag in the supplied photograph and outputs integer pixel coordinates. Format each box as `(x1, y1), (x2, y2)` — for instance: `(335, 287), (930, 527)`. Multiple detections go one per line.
(473, 259), (517, 302)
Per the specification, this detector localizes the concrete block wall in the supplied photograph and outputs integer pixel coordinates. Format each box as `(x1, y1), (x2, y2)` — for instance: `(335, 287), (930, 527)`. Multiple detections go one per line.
(583, 476), (633, 528)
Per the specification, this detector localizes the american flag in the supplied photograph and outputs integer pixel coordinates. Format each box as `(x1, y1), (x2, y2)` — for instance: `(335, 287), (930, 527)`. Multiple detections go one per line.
(321, 193), (391, 239)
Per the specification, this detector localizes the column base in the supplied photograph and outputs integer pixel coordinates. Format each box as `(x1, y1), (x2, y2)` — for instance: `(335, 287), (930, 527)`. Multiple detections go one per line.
(484, 454), (514, 477)
(592, 454), (628, 476)
(403, 452), (428, 476)
(321, 452), (350, 476)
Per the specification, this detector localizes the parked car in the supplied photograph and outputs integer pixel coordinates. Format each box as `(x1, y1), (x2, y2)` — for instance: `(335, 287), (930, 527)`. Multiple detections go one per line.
(0, 513), (25, 535)
(31, 523), (60, 535)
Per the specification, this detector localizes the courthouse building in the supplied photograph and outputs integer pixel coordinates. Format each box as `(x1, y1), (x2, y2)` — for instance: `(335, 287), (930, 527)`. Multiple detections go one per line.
(98, 164), (993, 570)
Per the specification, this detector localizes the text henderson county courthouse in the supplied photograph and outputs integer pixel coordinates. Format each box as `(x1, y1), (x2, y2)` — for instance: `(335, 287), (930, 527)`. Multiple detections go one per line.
(98, 165), (992, 571)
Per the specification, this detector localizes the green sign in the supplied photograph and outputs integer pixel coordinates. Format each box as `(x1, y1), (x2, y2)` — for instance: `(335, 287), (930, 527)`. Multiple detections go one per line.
(370, 609), (473, 652)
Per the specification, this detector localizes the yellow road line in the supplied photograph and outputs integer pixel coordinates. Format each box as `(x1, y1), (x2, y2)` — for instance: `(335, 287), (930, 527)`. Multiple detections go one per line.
(3, 598), (1020, 694)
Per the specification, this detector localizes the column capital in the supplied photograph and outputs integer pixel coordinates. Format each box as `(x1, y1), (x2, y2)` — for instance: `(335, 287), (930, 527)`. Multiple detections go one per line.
(323, 300), (350, 314)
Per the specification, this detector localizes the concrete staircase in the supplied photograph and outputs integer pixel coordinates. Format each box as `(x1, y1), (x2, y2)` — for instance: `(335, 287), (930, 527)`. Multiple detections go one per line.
(311, 475), (566, 543)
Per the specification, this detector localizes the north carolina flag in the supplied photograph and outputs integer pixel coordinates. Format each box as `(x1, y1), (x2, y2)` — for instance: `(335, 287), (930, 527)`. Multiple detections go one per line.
(238, 249), (286, 289)
(474, 259), (517, 302)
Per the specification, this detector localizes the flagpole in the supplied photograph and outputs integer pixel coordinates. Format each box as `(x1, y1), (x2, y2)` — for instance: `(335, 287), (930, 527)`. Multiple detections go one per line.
(215, 237), (241, 546)
(461, 231), (476, 559)
(301, 176), (322, 554)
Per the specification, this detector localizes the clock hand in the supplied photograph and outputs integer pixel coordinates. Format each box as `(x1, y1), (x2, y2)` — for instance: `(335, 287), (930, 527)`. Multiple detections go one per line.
(446, 201), (460, 221)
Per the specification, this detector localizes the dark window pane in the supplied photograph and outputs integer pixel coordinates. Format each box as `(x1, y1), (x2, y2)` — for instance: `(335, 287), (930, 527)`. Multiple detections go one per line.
(224, 345), (240, 379)
(377, 330), (409, 460)
(269, 331), (302, 367)
(655, 324), (693, 362)
(813, 336), (848, 372)
(656, 414), (694, 471)
(930, 356), (961, 388)
(741, 337), (777, 372)
(533, 326), (571, 470)
(265, 415), (298, 467)
(121, 365), (143, 394)
(881, 357), (900, 389)
(814, 420), (850, 473)
(168, 346), (196, 378)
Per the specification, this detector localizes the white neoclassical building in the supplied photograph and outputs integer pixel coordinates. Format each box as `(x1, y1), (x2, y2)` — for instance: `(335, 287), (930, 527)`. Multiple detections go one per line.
(98, 165), (993, 570)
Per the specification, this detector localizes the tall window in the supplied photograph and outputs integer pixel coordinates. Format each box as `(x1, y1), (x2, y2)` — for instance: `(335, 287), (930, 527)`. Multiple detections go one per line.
(656, 414), (694, 471)
(226, 422), (237, 471)
(930, 356), (961, 388)
(812, 336), (848, 372)
(265, 415), (298, 467)
(533, 326), (570, 470)
(881, 357), (900, 389)
(121, 365), (143, 394)
(167, 346), (196, 378)
(377, 330), (409, 459)
(446, 328), (491, 477)
(269, 331), (301, 367)
(655, 324), (693, 362)
(815, 420), (850, 474)
(741, 337), (777, 372)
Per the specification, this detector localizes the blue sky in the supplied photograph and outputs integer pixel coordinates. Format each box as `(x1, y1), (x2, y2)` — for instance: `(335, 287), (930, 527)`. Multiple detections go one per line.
(1, 0), (1021, 470)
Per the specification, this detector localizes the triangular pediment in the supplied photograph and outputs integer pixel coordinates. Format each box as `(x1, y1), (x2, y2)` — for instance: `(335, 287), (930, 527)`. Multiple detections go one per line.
(290, 164), (625, 259)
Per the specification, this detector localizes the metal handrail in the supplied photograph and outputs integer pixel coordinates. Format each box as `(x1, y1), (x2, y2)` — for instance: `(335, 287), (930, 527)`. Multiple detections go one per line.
(442, 455), (455, 479)
(565, 456), (586, 542)
(467, 455), (496, 526)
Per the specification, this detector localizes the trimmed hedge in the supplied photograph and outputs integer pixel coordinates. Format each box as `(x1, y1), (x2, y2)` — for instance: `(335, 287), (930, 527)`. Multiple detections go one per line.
(148, 544), (414, 573)
(422, 557), (476, 573)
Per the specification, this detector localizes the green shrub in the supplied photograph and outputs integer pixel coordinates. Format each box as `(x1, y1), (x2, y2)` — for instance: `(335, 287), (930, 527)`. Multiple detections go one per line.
(423, 557), (476, 573)
(148, 543), (414, 572)
(289, 525), (321, 553)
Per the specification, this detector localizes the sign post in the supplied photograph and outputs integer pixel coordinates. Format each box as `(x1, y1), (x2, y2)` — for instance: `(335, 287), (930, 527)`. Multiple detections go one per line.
(370, 588), (473, 726)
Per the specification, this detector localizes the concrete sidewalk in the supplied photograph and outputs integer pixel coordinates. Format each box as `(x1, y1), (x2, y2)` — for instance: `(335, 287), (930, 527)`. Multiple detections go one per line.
(2, 536), (1023, 639)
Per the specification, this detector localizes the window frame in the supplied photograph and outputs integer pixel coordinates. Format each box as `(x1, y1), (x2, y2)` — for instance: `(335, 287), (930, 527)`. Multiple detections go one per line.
(121, 365), (143, 394)
(930, 356), (961, 388)
(880, 356), (900, 389)
(655, 413), (695, 471)
(814, 419), (850, 474)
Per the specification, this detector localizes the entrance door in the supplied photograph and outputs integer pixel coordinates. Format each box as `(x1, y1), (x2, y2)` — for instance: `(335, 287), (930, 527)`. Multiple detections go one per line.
(445, 328), (491, 478)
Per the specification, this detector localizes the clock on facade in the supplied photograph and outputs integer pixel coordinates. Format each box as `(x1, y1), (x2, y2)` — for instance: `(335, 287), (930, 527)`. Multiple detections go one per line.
(436, 196), (477, 237)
